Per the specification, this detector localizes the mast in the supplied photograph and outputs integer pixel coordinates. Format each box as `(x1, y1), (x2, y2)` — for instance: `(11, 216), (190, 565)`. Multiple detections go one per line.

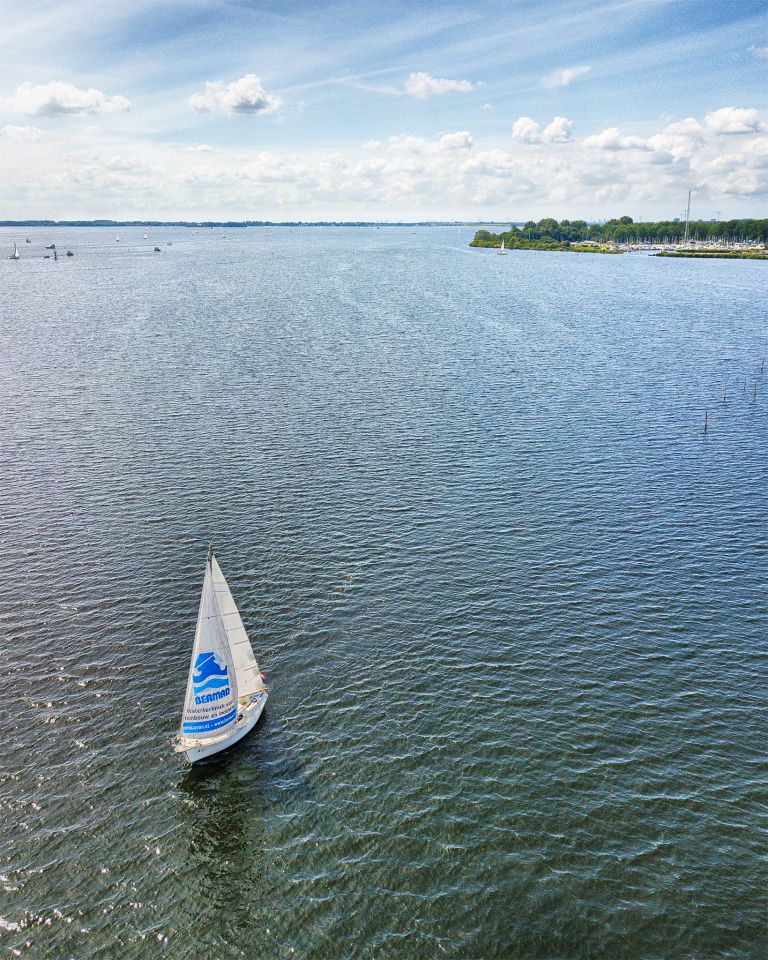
(683, 189), (691, 243)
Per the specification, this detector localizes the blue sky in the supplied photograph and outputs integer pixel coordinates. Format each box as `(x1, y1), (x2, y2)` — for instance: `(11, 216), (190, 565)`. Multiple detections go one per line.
(0, 0), (766, 219)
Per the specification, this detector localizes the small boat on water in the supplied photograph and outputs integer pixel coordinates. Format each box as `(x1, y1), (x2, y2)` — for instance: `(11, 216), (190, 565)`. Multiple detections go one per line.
(45, 243), (55, 250)
(143, 232), (148, 240)
(115, 234), (120, 242)
(498, 239), (508, 256)
(9, 242), (20, 260)
(66, 250), (74, 257)
(173, 549), (268, 763)
(166, 240), (172, 246)
(153, 246), (161, 252)
(25, 238), (31, 244)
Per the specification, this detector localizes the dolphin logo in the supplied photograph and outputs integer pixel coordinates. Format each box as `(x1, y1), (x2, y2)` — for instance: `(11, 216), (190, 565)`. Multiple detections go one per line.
(192, 652), (229, 694)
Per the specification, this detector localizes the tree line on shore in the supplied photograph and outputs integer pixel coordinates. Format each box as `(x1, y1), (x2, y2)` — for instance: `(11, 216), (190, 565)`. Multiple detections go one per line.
(472, 217), (768, 247)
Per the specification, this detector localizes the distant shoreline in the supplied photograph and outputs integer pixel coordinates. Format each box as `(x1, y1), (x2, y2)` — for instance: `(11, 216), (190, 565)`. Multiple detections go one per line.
(0, 220), (510, 228)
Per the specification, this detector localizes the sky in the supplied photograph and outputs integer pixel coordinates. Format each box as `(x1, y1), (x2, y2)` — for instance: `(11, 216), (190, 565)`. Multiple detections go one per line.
(0, 0), (766, 221)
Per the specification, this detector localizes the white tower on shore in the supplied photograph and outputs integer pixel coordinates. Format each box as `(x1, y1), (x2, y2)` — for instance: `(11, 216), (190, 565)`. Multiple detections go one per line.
(683, 189), (691, 243)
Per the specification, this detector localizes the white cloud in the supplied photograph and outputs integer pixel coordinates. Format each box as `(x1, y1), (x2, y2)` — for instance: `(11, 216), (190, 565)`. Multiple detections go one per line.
(748, 45), (768, 58)
(0, 80), (131, 117)
(663, 117), (705, 136)
(404, 72), (475, 99)
(512, 116), (541, 144)
(188, 74), (283, 116)
(367, 130), (473, 154)
(704, 106), (761, 134)
(542, 116), (573, 144)
(0, 81), (130, 117)
(513, 116), (573, 144)
(439, 130), (473, 150)
(2, 105), (767, 218)
(184, 143), (215, 153)
(3, 124), (42, 141)
(481, 102), (493, 112)
(542, 65), (591, 88)
(583, 127), (648, 150)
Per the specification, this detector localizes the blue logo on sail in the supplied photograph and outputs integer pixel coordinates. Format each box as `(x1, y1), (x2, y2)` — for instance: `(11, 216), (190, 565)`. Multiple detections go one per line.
(191, 651), (231, 705)
(183, 651), (236, 734)
(193, 652), (229, 694)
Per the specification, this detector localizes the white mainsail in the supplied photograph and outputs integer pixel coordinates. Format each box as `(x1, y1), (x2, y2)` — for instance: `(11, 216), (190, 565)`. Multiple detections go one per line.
(210, 555), (266, 699)
(179, 560), (239, 741)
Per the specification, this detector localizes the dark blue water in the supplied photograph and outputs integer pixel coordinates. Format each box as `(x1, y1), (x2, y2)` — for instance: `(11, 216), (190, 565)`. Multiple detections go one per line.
(0, 227), (766, 959)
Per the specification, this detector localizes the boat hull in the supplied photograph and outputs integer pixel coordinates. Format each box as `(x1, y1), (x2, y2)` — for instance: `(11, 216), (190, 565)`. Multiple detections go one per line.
(184, 694), (267, 763)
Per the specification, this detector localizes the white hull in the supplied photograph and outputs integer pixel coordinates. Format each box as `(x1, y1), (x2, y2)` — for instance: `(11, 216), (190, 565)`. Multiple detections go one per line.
(183, 694), (267, 762)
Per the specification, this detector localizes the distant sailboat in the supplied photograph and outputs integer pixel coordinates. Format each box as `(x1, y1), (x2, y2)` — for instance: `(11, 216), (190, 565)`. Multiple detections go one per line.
(498, 238), (508, 256)
(115, 234), (120, 242)
(143, 232), (148, 240)
(45, 243), (55, 250)
(173, 549), (268, 763)
(9, 242), (20, 260)
(25, 238), (31, 244)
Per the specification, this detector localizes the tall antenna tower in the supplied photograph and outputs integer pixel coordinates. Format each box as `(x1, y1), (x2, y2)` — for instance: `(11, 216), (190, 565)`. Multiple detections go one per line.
(683, 189), (691, 243)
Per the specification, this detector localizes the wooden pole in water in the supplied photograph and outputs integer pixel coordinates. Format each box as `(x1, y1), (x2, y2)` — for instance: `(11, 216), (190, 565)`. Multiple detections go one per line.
(704, 410), (708, 433)
(762, 356), (765, 374)
(722, 384), (727, 402)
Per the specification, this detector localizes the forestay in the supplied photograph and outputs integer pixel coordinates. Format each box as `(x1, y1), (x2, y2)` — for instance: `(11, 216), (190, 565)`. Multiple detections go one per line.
(180, 562), (239, 740)
(210, 556), (267, 699)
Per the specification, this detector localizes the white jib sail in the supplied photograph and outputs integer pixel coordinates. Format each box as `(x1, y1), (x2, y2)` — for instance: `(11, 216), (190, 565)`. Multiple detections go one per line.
(180, 561), (239, 740)
(210, 556), (266, 700)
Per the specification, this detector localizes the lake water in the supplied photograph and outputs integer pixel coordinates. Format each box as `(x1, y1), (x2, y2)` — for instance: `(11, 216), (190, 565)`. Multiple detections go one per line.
(0, 226), (766, 959)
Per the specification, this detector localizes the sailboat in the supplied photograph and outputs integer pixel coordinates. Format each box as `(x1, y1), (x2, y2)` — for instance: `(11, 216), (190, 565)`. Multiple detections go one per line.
(173, 548), (268, 762)
(9, 242), (20, 260)
(498, 238), (508, 256)
(115, 234), (120, 242)
(143, 232), (148, 240)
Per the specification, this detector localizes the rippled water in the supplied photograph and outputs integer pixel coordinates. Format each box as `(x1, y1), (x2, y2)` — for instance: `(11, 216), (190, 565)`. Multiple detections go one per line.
(0, 226), (766, 959)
